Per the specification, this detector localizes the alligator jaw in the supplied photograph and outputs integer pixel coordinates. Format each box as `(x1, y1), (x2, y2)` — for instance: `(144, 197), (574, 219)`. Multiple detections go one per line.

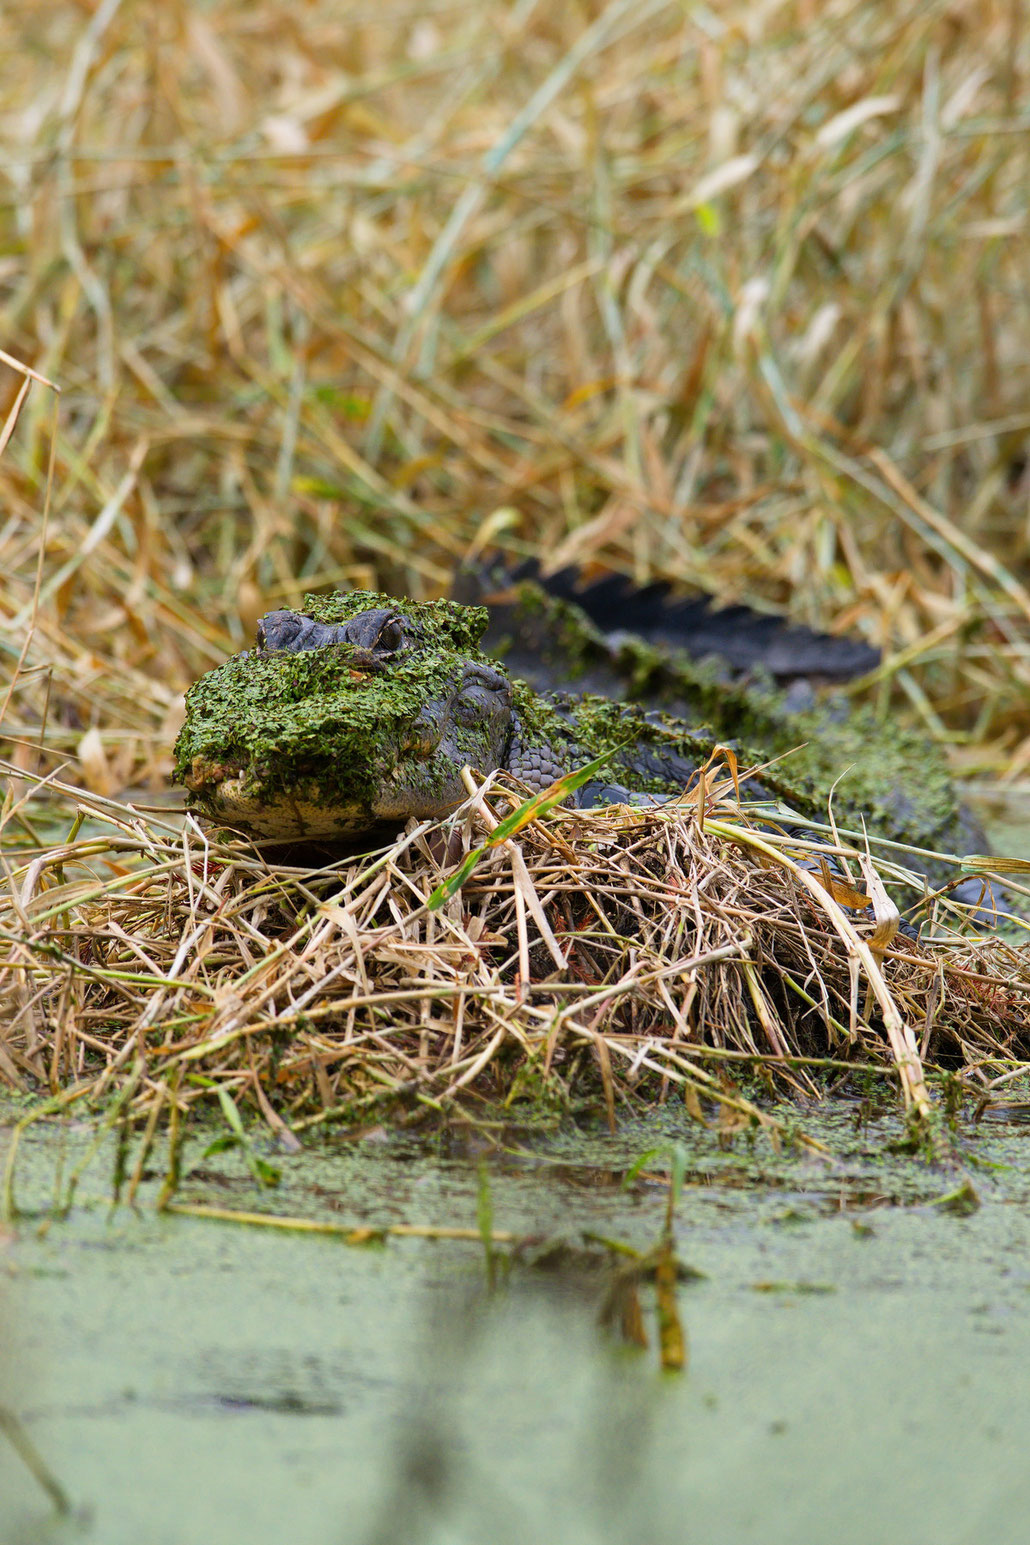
(182, 744), (488, 840)
(182, 758), (378, 838)
(197, 780), (378, 838)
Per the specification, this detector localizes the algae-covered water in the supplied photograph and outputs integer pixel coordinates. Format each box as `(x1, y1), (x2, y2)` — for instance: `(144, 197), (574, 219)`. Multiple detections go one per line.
(3, 1101), (1030, 1545)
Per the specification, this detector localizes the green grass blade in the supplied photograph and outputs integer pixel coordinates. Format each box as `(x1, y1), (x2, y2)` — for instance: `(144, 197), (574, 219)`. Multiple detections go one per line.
(428, 742), (629, 909)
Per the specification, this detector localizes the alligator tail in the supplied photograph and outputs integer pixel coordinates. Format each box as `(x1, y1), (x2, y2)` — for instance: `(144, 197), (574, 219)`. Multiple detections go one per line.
(454, 557), (879, 683)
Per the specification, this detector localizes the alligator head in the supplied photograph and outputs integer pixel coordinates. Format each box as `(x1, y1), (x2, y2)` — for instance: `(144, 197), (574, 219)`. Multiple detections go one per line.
(174, 597), (523, 839)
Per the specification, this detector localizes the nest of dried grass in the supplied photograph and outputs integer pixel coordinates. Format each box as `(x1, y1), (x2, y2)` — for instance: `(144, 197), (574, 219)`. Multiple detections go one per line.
(3, 765), (1028, 1145)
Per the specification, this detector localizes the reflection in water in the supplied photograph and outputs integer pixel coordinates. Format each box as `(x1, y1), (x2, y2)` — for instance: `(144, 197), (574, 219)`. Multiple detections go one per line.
(0, 1143), (68, 1529)
(359, 1276), (670, 1545)
(11, 1107), (1030, 1545)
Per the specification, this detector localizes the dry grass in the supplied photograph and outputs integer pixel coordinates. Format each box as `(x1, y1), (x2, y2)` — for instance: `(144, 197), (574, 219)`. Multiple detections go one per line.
(2, 763), (1028, 1144)
(2, 1), (1030, 1130)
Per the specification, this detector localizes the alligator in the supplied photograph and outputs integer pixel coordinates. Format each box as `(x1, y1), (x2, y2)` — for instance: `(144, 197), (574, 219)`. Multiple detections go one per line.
(174, 586), (991, 913)
(453, 558), (882, 686)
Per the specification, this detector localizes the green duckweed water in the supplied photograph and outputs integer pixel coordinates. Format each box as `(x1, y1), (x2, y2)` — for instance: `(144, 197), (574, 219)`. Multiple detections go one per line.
(4, 1099), (1030, 1545)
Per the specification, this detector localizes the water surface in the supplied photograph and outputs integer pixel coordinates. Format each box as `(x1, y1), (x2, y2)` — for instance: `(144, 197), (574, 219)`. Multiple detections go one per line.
(2, 1102), (1030, 1544)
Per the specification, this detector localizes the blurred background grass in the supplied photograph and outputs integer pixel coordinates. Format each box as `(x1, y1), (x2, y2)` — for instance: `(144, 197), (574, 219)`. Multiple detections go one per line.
(1, 0), (1029, 801)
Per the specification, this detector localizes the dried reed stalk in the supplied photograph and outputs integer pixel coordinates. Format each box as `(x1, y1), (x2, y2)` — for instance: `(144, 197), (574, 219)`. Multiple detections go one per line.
(2, 765), (1026, 1140)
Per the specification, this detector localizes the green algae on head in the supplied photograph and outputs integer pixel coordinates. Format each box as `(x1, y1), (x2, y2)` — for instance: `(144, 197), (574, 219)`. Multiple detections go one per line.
(293, 589), (491, 654)
(173, 598), (513, 838)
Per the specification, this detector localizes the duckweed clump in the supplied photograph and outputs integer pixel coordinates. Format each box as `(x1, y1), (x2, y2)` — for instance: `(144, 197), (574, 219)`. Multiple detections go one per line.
(298, 589), (490, 654)
(174, 627), (494, 813)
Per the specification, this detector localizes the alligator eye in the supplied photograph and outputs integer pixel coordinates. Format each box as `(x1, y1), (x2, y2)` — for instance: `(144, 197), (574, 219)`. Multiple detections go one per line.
(375, 616), (406, 652)
(342, 608), (411, 655)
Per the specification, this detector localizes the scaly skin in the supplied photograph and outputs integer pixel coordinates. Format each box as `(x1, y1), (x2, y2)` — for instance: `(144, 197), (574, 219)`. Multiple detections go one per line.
(174, 590), (983, 883)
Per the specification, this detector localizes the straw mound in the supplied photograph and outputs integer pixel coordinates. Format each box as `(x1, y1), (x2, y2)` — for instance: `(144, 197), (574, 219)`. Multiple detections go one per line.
(3, 774), (1027, 1137)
